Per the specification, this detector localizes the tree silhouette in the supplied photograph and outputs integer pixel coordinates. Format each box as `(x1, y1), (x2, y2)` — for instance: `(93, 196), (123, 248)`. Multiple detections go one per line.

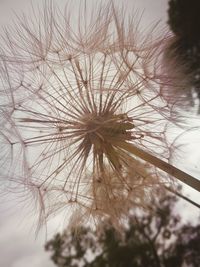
(45, 191), (200, 267)
(168, 0), (200, 101)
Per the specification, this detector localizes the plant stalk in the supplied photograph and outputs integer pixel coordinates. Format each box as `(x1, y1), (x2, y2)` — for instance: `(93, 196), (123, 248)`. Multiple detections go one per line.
(165, 186), (200, 209)
(118, 142), (200, 192)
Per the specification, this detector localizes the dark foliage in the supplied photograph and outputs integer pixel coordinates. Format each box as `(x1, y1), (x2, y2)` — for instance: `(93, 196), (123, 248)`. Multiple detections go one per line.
(168, 0), (200, 44)
(168, 0), (200, 100)
(45, 192), (200, 267)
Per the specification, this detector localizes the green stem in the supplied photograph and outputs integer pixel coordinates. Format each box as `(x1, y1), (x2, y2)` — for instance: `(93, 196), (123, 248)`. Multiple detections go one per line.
(118, 142), (200, 192)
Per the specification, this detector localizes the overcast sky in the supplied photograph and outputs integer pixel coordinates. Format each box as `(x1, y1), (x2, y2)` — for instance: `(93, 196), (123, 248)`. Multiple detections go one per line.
(0, 1), (199, 267)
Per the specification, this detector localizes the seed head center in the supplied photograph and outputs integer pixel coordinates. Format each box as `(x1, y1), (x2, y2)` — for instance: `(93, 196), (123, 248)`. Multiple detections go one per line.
(80, 113), (134, 166)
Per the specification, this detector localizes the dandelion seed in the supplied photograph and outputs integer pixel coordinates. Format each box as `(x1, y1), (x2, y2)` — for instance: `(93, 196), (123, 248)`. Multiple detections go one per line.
(0, 1), (196, 231)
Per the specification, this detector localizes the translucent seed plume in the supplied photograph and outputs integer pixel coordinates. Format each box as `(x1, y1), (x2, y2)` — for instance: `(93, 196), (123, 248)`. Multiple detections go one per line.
(0, 1), (174, 231)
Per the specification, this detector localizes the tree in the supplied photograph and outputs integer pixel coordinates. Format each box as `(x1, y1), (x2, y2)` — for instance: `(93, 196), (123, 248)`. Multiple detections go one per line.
(45, 191), (200, 267)
(168, 0), (200, 101)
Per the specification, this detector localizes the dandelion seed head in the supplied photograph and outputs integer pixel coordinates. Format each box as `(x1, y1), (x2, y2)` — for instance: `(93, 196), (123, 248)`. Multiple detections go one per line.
(0, 1), (173, 231)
